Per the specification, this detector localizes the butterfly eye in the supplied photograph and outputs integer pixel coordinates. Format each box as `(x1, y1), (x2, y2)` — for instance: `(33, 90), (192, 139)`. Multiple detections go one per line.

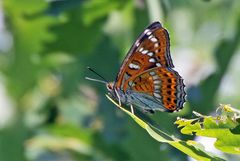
(106, 83), (113, 91)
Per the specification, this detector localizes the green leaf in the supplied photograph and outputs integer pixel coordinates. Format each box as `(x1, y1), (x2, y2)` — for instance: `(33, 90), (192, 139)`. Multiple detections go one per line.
(3, 0), (57, 98)
(106, 95), (225, 161)
(175, 105), (240, 154)
(4, 0), (56, 54)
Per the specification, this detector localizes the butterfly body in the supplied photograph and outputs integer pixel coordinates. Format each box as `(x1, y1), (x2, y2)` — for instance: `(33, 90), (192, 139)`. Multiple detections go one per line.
(106, 22), (186, 113)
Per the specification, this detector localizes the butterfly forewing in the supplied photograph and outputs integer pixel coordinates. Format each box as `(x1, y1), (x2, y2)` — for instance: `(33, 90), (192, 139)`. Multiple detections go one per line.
(115, 22), (174, 90)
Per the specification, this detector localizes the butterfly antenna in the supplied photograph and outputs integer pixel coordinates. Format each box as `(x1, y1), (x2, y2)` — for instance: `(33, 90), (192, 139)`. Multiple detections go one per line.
(85, 66), (108, 84)
(85, 77), (107, 84)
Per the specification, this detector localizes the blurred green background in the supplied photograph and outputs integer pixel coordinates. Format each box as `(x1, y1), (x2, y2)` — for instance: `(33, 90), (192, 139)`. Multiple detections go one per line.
(0, 0), (240, 161)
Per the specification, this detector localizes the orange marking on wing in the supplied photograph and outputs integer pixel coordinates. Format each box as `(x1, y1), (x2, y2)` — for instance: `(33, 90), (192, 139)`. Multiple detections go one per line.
(156, 68), (178, 111)
(116, 51), (155, 90)
(153, 28), (171, 67)
(129, 72), (154, 94)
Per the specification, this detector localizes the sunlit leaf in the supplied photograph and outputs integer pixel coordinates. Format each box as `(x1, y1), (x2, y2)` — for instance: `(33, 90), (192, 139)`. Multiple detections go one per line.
(106, 95), (225, 161)
(175, 105), (240, 154)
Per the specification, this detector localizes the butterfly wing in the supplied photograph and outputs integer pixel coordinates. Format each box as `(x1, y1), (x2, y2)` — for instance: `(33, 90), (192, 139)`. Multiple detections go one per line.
(113, 21), (186, 112)
(114, 22), (174, 91)
(127, 67), (185, 112)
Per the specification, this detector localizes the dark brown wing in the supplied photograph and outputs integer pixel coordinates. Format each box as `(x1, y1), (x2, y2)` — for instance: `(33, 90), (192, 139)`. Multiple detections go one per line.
(114, 22), (174, 91)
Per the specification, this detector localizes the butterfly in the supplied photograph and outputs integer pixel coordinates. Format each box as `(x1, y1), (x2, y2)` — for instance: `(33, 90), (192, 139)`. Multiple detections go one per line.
(87, 22), (186, 113)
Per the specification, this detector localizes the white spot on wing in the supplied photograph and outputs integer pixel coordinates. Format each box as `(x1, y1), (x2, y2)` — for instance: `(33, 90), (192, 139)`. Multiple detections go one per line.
(152, 75), (159, 80)
(146, 31), (152, 36)
(136, 42), (140, 47)
(154, 80), (161, 84)
(154, 92), (162, 98)
(149, 71), (156, 76)
(142, 50), (148, 54)
(129, 63), (140, 69)
(128, 81), (134, 86)
(147, 52), (154, 56)
(154, 85), (160, 89)
(150, 37), (158, 42)
(148, 35), (153, 39)
(149, 58), (156, 63)
(144, 29), (150, 34)
(154, 43), (159, 48)
(139, 47), (143, 52)
(156, 63), (161, 67)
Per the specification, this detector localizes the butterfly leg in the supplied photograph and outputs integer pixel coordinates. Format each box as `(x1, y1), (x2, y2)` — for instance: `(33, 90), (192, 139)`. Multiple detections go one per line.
(114, 89), (122, 106)
(130, 104), (135, 115)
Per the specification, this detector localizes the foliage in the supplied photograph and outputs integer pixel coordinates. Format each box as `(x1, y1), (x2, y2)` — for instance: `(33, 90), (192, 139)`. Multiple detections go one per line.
(0, 0), (240, 161)
(107, 95), (226, 161)
(175, 105), (240, 154)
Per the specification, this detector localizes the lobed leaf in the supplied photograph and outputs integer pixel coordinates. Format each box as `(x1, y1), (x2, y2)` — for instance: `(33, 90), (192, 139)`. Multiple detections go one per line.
(175, 105), (240, 154)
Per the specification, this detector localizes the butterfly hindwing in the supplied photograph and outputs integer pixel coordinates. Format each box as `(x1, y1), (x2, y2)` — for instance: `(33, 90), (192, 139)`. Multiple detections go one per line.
(128, 67), (185, 112)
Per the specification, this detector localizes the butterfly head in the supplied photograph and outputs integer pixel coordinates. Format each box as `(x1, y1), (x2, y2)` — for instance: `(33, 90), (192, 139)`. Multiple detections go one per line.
(106, 82), (114, 91)
(106, 82), (116, 97)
